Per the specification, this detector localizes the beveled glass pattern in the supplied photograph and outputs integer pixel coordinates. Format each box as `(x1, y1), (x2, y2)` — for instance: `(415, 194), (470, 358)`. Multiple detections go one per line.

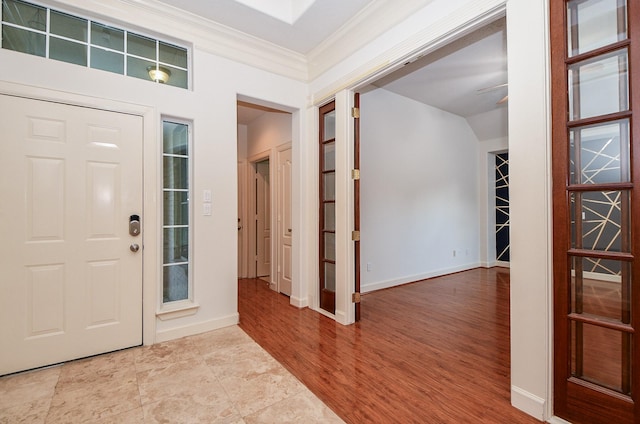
(567, 0), (627, 57)
(570, 119), (630, 184)
(568, 49), (629, 120)
(570, 190), (629, 253)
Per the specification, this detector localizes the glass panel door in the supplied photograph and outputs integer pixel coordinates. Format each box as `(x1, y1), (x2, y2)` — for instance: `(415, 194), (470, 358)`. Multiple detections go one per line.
(552, 0), (638, 422)
(319, 101), (336, 314)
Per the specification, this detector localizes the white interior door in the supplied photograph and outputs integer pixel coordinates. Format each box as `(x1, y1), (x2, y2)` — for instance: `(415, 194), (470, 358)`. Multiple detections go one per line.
(278, 148), (292, 295)
(0, 95), (143, 375)
(255, 160), (270, 277)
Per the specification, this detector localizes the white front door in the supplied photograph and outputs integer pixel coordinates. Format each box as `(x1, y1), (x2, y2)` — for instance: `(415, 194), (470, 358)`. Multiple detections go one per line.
(278, 148), (292, 295)
(255, 160), (270, 278)
(0, 95), (143, 375)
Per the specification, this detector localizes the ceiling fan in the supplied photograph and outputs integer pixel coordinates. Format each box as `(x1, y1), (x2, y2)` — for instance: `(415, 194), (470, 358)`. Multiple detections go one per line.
(476, 82), (508, 104)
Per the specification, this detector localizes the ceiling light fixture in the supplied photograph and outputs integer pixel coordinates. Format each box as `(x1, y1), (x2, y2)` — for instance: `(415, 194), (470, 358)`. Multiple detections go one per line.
(147, 66), (171, 84)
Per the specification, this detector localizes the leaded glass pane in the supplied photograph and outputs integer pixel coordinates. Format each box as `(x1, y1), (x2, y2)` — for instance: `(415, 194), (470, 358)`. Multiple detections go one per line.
(50, 37), (86, 66)
(571, 321), (628, 393)
(570, 190), (629, 252)
(163, 227), (189, 264)
(570, 119), (630, 184)
(324, 262), (336, 291)
(90, 47), (123, 74)
(126, 55), (155, 82)
(163, 65), (188, 89)
(50, 10), (87, 41)
(567, 0), (627, 57)
(163, 191), (189, 226)
(127, 32), (155, 59)
(1, 24), (44, 55)
(571, 257), (630, 321)
(163, 121), (188, 155)
(163, 156), (189, 190)
(159, 41), (187, 68)
(324, 233), (335, 261)
(91, 22), (123, 51)
(323, 110), (336, 141)
(2, 0), (45, 30)
(323, 142), (335, 171)
(569, 49), (629, 120)
(324, 203), (335, 231)
(163, 264), (188, 302)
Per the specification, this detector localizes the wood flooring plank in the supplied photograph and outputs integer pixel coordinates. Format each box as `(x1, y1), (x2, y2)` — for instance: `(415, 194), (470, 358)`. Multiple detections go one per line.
(238, 267), (541, 424)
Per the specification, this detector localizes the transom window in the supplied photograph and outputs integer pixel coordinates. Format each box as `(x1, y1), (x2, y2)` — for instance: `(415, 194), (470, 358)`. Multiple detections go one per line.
(1, 0), (189, 88)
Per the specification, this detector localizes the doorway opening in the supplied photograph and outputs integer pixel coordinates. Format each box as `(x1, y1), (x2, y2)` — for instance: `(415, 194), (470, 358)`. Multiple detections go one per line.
(237, 99), (294, 296)
(355, 16), (509, 296)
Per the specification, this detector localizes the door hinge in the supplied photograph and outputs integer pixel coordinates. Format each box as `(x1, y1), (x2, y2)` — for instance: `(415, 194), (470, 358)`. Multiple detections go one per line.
(352, 292), (361, 303)
(351, 169), (360, 180)
(351, 230), (360, 241)
(351, 107), (360, 118)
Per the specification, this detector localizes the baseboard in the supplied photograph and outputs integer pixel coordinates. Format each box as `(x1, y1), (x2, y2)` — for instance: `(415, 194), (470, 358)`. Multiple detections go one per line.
(290, 295), (308, 308)
(361, 263), (481, 293)
(154, 313), (239, 343)
(547, 417), (572, 424)
(495, 260), (510, 268)
(511, 385), (546, 421)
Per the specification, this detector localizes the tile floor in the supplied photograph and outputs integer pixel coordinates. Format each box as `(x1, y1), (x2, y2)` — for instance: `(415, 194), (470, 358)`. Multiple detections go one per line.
(0, 326), (344, 424)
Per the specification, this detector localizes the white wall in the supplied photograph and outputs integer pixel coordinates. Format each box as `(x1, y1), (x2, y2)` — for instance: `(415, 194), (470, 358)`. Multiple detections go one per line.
(0, 7), (308, 343)
(246, 113), (292, 158)
(307, 0), (552, 420)
(360, 88), (481, 292)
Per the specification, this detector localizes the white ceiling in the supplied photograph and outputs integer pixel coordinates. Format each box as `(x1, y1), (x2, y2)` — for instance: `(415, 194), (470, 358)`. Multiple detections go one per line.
(172, 0), (507, 135)
(154, 0), (374, 54)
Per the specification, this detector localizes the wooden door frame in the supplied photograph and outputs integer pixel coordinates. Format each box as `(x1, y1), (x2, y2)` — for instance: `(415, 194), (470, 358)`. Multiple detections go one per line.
(551, 0), (640, 422)
(0, 81), (157, 346)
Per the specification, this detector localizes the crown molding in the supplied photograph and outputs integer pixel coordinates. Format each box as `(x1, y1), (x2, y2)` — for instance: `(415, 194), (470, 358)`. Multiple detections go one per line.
(307, 0), (435, 82)
(46, 0), (308, 81)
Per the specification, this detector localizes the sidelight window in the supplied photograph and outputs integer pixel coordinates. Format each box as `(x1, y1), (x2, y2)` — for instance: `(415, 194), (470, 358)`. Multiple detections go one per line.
(162, 120), (191, 304)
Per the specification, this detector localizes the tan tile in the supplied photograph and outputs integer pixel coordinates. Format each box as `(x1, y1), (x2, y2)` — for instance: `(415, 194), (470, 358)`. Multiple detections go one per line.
(137, 359), (221, 405)
(94, 407), (144, 424)
(143, 393), (241, 424)
(45, 380), (140, 423)
(0, 397), (50, 424)
(189, 326), (254, 354)
(134, 337), (201, 373)
(56, 364), (137, 394)
(243, 389), (344, 423)
(205, 345), (283, 380)
(221, 367), (306, 416)
(0, 366), (60, 410)
(59, 349), (136, 381)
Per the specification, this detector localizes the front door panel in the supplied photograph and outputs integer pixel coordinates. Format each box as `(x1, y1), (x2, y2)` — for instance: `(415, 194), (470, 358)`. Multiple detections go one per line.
(0, 95), (143, 375)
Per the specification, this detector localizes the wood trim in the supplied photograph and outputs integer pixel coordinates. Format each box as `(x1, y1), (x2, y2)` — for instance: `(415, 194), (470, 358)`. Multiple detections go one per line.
(353, 92), (361, 322)
(552, 0), (640, 422)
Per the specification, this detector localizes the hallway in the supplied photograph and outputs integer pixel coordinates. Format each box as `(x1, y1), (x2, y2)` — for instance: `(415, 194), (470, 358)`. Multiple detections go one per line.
(239, 267), (541, 423)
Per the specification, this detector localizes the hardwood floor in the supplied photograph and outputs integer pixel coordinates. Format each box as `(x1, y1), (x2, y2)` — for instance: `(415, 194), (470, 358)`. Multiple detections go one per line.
(238, 267), (542, 424)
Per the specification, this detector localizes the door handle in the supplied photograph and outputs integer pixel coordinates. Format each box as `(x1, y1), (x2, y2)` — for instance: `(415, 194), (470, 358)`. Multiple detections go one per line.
(130, 243), (140, 253)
